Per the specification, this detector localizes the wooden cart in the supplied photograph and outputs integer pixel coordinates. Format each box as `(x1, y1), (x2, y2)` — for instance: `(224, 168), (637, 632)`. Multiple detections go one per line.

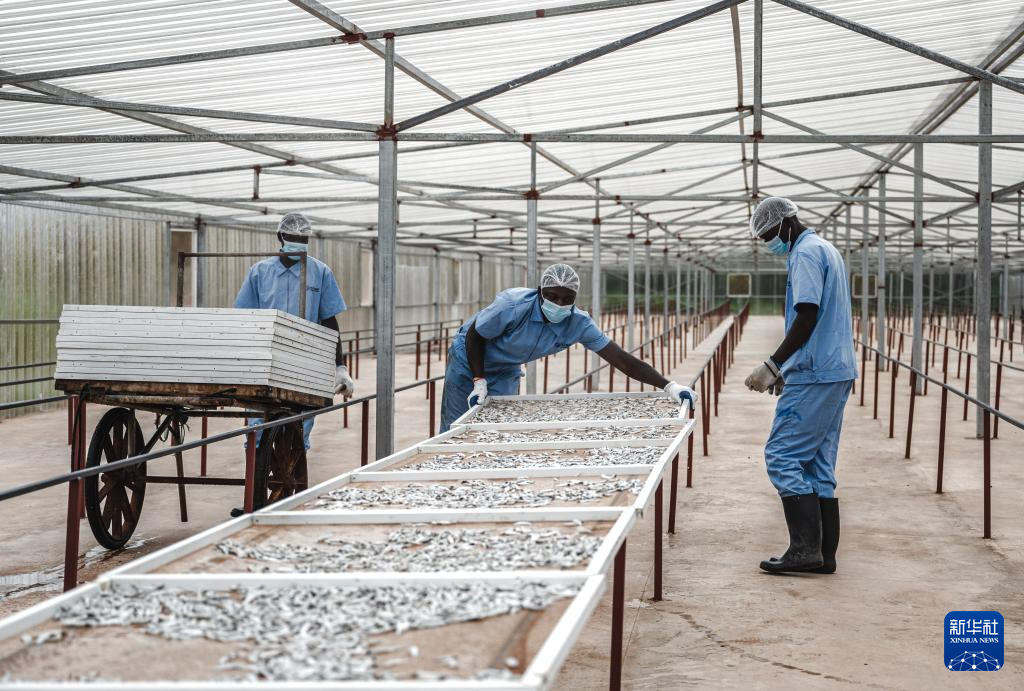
(55, 379), (330, 550)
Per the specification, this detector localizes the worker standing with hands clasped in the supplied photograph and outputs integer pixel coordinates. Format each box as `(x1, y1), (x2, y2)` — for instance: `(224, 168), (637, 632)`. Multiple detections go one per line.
(745, 197), (856, 575)
(439, 263), (698, 432)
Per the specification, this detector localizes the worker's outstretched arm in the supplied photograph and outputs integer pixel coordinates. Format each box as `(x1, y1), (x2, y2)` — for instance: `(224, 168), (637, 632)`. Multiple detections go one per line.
(465, 321), (487, 379)
(596, 342), (669, 389)
(771, 303), (819, 365)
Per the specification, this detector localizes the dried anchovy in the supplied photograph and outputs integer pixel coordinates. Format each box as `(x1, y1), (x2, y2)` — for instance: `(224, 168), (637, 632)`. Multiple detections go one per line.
(53, 582), (578, 682)
(443, 426), (678, 444)
(472, 398), (681, 423)
(314, 478), (643, 511)
(400, 446), (662, 471)
(216, 524), (602, 573)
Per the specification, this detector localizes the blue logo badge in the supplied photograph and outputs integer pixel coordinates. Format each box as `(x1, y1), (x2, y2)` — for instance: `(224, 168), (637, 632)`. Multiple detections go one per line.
(945, 611), (1003, 671)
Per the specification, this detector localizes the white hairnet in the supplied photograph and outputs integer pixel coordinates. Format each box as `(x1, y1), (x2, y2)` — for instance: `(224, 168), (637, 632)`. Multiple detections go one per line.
(749, 197), (798, 238)
(278, 212), (312, 238)
(540, 263), (580, 292)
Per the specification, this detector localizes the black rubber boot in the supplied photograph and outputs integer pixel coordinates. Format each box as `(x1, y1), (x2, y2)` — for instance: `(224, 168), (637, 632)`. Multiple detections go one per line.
(808, 498), (839, 574)
(759, 493), (824, 573)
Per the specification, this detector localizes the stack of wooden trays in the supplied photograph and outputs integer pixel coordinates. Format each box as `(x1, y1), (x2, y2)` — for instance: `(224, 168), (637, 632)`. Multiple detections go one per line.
(55, 305), (336, 399)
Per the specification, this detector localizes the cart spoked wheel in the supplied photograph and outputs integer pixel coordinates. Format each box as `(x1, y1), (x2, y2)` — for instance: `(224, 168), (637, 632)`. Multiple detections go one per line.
(84, 407), (147, 549)
(252, 418), (307, 510)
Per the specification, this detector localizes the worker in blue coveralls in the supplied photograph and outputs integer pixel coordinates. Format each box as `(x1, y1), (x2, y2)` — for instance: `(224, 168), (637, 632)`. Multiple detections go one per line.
(233, 212), (354, 509)
(745, 197), (856, 575)
(439, 263), (699, 432)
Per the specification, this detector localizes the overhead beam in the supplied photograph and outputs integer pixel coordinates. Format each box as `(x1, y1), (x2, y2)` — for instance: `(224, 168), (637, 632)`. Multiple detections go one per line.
(772, 0), (1024, 97)
(394, 0), (745, 131)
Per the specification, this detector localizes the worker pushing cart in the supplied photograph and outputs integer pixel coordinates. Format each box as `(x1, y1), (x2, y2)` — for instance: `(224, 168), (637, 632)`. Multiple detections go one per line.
(234, 211), (355, 449)
(439, 263), (698, 432)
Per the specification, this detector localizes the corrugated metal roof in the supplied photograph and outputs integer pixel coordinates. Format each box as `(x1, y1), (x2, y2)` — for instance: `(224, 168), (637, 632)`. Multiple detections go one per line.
(0, 0), (1022, 265)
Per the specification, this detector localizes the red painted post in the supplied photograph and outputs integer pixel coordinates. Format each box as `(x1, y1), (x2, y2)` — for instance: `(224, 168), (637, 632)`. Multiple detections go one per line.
(936, 354), (949, 494)
(873, 354), (880, 420)
(686, 405), (695, 487)
(609, 541), (626, 691)
(712, 353), (720, 417)
(700, 372), (710, 456)
(962, 354), (971, 421)
(76, 402), (86, 518)
(905, 371), (916, 459)
(428, 380), (436, 437)
(889, 360), (898, 438)
(668, 453), (679, 533)
(983, 410), (992, 539)
(993, 364), (1003, 439)
(343, 400), (349, 428)
(543, 356), (549, 393)
(200, 416), (208, 477)
(243, 430), (256, 513)
(63, 401), (85, 591)
(565, 346), (571, 387)
(608, 364), (615, 393)
(859, 345), (867, 406)
(415, 326), (421, 379)
(66, 395), (75, 445)
(653, 481), (663, 602)
(354, 332), (360, 378)
(360, 400), (370, 466)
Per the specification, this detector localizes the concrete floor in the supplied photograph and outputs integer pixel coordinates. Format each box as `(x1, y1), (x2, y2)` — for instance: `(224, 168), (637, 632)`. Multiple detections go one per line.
(2, 314), (1021, 688)
(562, 315), (1024, 689)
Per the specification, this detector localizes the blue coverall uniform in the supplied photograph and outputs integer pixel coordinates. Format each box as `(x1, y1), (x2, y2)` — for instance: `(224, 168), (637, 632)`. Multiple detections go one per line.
(439, 288), (611, 431)
(765, 228), (857, 498)
(234, 255), (346, 449)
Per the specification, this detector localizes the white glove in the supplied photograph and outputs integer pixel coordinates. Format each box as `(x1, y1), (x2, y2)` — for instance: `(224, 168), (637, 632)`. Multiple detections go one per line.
(334, 365), (355, 396)
(664, 381), (698, 407)
(745, 359), (781, 393)
(467, 378), (488, 408)
(767, 376), (784, 396)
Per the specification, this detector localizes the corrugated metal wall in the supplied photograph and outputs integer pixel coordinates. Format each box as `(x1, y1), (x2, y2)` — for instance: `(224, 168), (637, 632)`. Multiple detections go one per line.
(1, 203), (525, 417)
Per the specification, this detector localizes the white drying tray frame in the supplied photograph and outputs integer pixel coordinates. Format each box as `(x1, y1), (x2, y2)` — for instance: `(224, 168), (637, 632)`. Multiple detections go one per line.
(263, 422), (692, 522)
(0, 394), (693, 691)
(101, 506), (636, 582)
(0, 571), (605, 691)
(449, 392), (690, 429)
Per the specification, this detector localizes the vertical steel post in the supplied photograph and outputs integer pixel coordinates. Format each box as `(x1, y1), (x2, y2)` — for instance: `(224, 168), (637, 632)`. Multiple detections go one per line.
(194, 218), (207, 307)
(861, 199), (870, 344)
(644, 230), (652, 341)
(686, 259), (693, 321)
(976, 80), (993, 438)
(591, 185), (602, 389)
(928, 262), (935, 316)
(627, 225), (636, 353)
(526, 143), (539, 394)
(912, 144), (925, 393)
(432, 248), (441, 335)
(375, 36), (397, 459)
(844, 204), (852, 292)
(752, 0), (762, 195)
(1002, 236), (1010, 341)
(675, 252), (682, 349)
(662, 247), (669, 344)
(876, 173), (888, 370)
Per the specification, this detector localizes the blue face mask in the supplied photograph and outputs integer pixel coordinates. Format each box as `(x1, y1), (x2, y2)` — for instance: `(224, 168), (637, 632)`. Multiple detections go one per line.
(765, 235), (789, 256)
(281, 240), (308, 258)
(541, 298), (573, 323)
(764, 222), (790, 256)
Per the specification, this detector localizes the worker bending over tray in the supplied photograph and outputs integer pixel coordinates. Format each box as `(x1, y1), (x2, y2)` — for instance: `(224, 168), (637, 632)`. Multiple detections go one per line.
(439, 263), (698, 432)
